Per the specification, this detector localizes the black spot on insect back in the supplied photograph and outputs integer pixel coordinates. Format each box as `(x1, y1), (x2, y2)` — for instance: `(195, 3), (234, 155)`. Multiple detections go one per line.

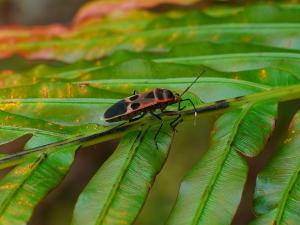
(155, 89), (164, 100)
(164, 90), (174, 99)
(104, 100), (129, 119)
(129, 95), (139, 101)
(131, 102), (140, 110)
(145, 91), (155, 99)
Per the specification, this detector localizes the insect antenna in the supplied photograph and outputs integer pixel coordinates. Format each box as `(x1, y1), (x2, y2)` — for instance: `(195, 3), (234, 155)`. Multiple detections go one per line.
(180, 70), (206, 97)
(179, 70), (206, 124)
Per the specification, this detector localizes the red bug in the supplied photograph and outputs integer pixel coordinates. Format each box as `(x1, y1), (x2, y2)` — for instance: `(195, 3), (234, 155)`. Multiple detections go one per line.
(104, 73), (203, 146)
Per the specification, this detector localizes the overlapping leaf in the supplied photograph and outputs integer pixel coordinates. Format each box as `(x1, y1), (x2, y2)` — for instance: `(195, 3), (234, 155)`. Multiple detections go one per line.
(0, 1), (300, 225)
(0, 75), (278, 225)
(1, 3), (300, 61)
(0, 145), (78, 225)
(72, 126), (173, 225)
(251, 111), (300, 225)
(74, 0), (200, 24)
(166, 103), (277, 225)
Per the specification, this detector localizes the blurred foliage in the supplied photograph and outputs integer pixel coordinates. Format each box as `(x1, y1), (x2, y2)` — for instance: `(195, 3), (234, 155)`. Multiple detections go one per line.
(0, 0), (299, 225)
(0, 0), (87, 25)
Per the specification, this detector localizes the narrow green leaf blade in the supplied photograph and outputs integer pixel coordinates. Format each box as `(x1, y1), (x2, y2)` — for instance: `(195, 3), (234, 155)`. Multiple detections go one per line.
(251, 111), (300, 225)
(71, 125), (173, 225)
(167, 103), (277, 225)
(233, 103), (277, 157)
(0, 145), (78, 225)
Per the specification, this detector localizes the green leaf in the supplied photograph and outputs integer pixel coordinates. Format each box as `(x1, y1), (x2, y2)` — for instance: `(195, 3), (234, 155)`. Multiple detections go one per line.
(154, 53), (300, 86)
(0, 145), (78, 225)
(0, 77), (269, 153)
(0, 1), (300, 224)
(6, 52), (298, 89)
(71, 125), (173, 225)
(166, 103), (277, 225)
(2, 3), (300, 61)
(1, 79), (300, 169)
(251, 111), (300, 225)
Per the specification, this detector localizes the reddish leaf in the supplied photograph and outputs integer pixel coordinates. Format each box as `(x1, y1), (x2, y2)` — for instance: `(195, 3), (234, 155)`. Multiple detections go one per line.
(74, 0), (199, 24)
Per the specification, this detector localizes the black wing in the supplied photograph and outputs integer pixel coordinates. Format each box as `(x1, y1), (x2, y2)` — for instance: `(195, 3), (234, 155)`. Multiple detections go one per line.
(104, 100), (129, 119)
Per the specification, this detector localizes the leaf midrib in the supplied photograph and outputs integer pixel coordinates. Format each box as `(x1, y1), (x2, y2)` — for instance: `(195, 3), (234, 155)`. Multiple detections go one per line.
(1, 83), (300, 170)
(6, 51), (300, 83)
(155, 52), (300, 64)
(191, 104), (252, 225)
(275, 157), (300, 224)
(0, 98), (117, 104)
(0, 78), (270, 103)
(0, 157), (42, 219)
(0, 125), (70, 138)
(95, 129), (145, 225)
(75, 77), (270, 90)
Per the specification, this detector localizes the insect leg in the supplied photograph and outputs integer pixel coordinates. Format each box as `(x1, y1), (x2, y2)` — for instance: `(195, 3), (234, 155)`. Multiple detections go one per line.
(133, 90), (139, 95)
(178, 101), (186, 111)
(163, 111), (183, 131)
(180, 98), (197, 116)
(180, 98), (199, 126)
(161, 110), (182, 132)
(150, 111), (164, 149)
(172, 117), (183, 130)
(170, 114), (183, 130)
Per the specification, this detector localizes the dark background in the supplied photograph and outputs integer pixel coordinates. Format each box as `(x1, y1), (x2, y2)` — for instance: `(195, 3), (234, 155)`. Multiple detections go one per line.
(0, 0), (86, 25)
